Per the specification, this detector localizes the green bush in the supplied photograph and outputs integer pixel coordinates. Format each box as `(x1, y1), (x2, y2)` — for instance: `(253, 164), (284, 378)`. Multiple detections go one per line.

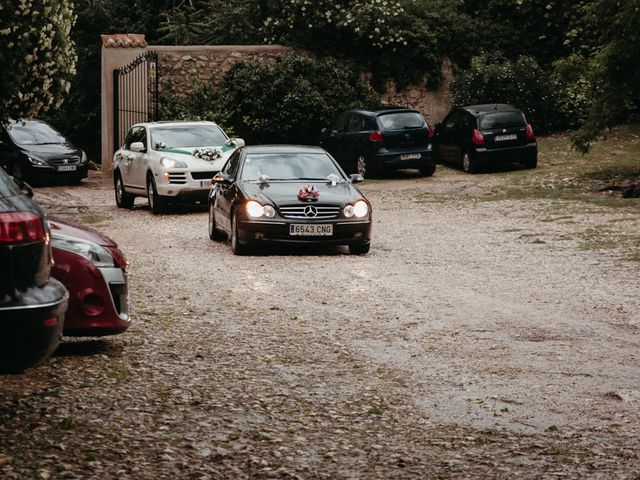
(162, 54), (380, 145)
(451, 55), (561, 133)
(550, 55), (593, 130)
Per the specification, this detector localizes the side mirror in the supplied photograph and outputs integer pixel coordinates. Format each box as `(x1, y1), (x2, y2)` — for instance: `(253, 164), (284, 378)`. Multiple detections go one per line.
(349, 174), (364, 184)
(213, 173), (232, 185)
(228, 138), (245, 148)
(13, 177), (34, 197)
(130, 142), (145, 153)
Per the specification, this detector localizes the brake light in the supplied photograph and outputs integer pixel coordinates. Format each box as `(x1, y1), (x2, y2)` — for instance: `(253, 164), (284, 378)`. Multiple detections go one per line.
(0, 212), (45, 244)
(43, 317), (59, 327)
(526, 123), (535, 142)
(369, 131), (383, 142)
(472, 129), (485, 146)
(428, 127), (435, 138)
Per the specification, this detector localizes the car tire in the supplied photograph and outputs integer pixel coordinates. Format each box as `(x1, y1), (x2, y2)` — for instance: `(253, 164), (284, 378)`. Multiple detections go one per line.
(355, 154), (368, 177)
(462, 151), (478, 174)
(419, 162), (436, 177)
(230, 214), (247, 255)
(147, 174), (166, 215)
(349, 242), (370, 255)
(208, 202), (226, 241)
(114, 172), (135, 209)
(523, 158), (538, 169)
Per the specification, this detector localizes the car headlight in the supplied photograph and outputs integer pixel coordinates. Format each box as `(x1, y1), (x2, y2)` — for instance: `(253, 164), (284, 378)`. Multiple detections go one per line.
(246, 200), (275, 218)
(80, 151), (88, 163)
(51, 235), (115, 267)
(160, 157), (187, 168)
(344, 200), (369, 218)
(27, 155), (47, 166)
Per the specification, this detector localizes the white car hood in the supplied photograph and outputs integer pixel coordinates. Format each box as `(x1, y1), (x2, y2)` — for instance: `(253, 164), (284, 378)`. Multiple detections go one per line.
(157, 145), (235, 171)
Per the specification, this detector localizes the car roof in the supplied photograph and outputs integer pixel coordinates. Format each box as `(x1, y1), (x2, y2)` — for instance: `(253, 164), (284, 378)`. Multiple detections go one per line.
(350, 106), (420, 116)
(461, 104), (519, 116)
(242, 145), (327, 154)
(130, 120), (220, 129)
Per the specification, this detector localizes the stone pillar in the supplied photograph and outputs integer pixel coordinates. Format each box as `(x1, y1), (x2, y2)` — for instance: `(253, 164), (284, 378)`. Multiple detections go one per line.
(100, 34), (148, 171)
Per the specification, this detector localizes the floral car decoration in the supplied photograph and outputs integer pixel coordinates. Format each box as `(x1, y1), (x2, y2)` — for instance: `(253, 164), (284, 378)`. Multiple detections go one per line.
(297, 184), (320, 201)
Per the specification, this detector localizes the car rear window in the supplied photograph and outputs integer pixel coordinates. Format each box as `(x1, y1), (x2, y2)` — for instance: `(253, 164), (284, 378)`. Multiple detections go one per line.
(377, 112), (426, 130)
(0, 167), (22, 198)
(479, 111), (526, 130)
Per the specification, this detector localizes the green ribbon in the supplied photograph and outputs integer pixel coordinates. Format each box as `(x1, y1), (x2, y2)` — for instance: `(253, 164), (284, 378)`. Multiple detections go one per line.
(158, 147), (192, 155)
(158, 144), (236, 155)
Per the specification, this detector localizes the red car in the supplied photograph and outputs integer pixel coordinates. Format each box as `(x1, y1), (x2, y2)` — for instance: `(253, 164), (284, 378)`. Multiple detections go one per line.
(49, 219), (130, 336)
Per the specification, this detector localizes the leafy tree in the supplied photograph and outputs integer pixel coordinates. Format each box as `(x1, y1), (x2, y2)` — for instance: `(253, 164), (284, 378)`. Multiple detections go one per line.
(47, 0), (166, 160)
(572, 0), (640, 151)
(451, 55), (558, 132)
(0, 0), (76, 123)
(162, 54), (380, 145)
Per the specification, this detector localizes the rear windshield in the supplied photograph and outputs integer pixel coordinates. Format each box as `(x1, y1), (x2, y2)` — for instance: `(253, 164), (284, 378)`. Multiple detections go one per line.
(0, 167), (22, 198)
(377, 112), (426, 130)
(479, 111), (526, 130)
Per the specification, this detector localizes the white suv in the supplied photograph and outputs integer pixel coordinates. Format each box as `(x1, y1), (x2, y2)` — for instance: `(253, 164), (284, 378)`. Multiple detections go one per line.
(113, 121), (244, 214)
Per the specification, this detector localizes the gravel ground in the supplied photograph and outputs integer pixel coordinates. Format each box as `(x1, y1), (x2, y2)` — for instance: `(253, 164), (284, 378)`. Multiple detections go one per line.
(1, 166), (639, 479)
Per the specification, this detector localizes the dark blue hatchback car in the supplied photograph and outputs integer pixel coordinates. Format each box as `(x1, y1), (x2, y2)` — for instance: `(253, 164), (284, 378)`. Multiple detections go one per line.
(319, 107), (436, 178)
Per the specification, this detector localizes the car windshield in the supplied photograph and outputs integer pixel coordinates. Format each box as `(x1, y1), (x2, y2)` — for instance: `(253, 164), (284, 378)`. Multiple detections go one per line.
(5, 120), (67, 145)
(479, 111), (526, 129)
(377, 112), (426, 130)
(0, 167), (22, 197)
(240, 153), (344, 181)
(150, 125), (228, 149)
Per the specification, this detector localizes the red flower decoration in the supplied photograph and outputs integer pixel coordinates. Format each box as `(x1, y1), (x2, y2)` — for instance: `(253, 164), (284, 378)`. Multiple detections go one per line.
(297, 184), (320, 201)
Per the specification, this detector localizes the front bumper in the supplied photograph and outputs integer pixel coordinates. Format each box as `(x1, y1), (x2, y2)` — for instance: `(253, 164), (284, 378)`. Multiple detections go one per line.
(52, 249), (130, 337)
(22, 162), (89, 184)
(474, 143), (537, 164)
(375, 148), (434, 170)
(156, 170), (215, 201)
(0, 279), (68, 372)
(238, 218), (372, 247)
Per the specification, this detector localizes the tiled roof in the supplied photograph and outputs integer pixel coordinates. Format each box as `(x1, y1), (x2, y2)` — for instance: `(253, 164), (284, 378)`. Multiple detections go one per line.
(101, 34), (148, 48)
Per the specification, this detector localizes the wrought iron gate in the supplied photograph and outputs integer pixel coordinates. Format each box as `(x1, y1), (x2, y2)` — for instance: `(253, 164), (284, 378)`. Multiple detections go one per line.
(113, 51), (159, 151)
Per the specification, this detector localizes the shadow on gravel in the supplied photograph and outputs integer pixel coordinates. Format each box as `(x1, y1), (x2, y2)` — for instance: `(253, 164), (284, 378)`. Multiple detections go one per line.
(246, 243), (348, 257)
(55, 339), (123, 358)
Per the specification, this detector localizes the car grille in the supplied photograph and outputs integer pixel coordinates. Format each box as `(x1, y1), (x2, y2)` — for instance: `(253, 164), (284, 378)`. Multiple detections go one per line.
(191, 171), (217, 180)
(49, 157), (80, 166)
(279, 205), (341, 220)
(167, 173), (187, 184)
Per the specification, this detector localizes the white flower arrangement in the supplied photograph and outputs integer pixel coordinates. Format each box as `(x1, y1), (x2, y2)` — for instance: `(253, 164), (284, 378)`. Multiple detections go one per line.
(192, 147), (223, 161)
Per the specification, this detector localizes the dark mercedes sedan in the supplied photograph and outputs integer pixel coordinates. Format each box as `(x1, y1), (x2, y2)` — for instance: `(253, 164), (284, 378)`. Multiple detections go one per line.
(0, 119), (89, 184)
(0, 167), (68, 373)
(208, 145), (372, 255)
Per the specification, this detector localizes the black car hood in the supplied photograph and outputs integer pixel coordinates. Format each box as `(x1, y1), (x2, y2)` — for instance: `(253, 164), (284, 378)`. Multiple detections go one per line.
(240, 181), (363, 206)
(19, 143), (82, 160)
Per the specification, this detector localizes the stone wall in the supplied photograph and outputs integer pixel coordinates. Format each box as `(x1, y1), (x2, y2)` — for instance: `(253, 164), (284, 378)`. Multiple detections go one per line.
(155, 45), (295, 95)
(101, 36), (453, 167)
(155, 45), (453, 125)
